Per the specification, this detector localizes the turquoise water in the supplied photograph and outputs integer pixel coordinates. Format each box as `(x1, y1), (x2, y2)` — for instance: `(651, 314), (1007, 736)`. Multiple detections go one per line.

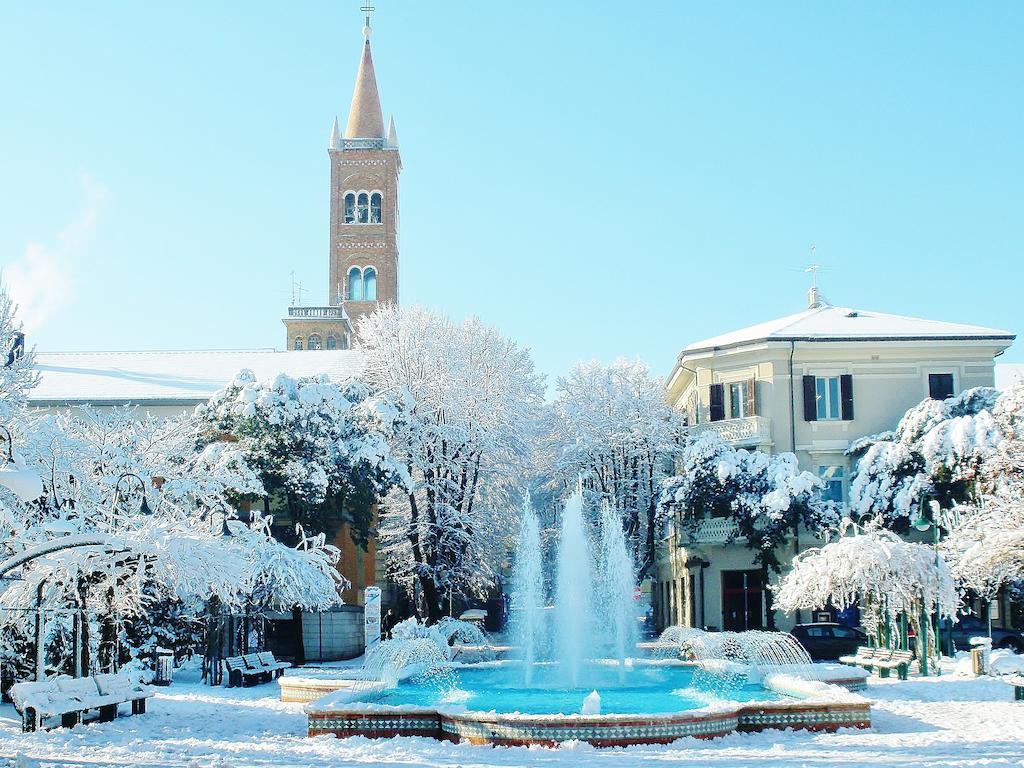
(371, 663), (781, 715)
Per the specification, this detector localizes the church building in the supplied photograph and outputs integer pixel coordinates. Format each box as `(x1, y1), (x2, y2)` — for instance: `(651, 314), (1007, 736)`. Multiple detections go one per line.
(283, 16), (401, 352)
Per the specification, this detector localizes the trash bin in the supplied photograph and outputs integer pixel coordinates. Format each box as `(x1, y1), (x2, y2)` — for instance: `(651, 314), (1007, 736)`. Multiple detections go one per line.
(969, 637), (991, 676)
(153, 647), (174, 686)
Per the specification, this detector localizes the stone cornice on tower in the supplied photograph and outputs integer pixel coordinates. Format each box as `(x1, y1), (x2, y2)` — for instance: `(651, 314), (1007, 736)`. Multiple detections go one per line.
(345, 34), (385, 139)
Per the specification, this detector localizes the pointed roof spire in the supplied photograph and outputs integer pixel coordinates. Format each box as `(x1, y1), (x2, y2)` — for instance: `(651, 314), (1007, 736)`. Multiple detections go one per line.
(344, 18), (385, 140)
(386, 115), (399, 149)
(329, 116), (341, 149)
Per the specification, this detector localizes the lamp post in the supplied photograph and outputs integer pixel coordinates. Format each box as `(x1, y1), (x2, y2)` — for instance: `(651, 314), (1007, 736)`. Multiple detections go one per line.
(912, 498), (946, 675)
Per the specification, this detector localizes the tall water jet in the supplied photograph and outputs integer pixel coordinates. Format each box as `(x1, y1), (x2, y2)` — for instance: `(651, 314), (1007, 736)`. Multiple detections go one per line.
(510, 493), (544, 685)
(555, 485), (593, 687)
(599, 500), (638, 673)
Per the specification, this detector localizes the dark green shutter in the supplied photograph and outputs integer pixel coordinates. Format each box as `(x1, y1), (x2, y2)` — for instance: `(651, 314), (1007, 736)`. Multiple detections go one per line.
(802, 375), (818, 421)
(709, 383), (725, 422)
(841, 374), (854, 420)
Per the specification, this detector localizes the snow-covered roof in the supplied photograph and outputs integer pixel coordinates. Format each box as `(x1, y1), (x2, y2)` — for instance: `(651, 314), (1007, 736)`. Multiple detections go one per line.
(996, 363), (1024, 391)
(29, 349), (366, 406)
(683, 305), (1014, 355)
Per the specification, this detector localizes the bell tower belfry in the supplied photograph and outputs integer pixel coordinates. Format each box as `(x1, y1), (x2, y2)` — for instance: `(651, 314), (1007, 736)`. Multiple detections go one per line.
(284, 6), (401, 351)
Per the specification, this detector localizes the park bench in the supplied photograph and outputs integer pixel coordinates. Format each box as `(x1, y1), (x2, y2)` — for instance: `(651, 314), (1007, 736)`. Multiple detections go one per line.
(11, 673), (154, 732)
(839, 645), (914, 680)
(224, 652), (290, 687)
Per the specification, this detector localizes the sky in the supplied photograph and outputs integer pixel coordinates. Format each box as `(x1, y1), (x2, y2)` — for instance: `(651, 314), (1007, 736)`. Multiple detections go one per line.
(1, 1), (1022, 383)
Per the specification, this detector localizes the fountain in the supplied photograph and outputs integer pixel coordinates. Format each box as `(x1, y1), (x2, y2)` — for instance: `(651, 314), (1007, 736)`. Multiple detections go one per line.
(598, 499), (638, 673)
(302, 487), (872, 746)
(554, 486), (594, 687)
(509, 494), (544, 684)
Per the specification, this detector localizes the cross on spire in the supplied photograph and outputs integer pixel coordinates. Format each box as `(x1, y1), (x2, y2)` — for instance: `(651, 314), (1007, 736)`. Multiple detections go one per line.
(361, 3), (375, 36)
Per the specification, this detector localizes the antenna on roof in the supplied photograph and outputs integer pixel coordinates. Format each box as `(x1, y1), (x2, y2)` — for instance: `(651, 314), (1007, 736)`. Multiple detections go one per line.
(288, 272), (308, 307)
(804, 247), (829, 309)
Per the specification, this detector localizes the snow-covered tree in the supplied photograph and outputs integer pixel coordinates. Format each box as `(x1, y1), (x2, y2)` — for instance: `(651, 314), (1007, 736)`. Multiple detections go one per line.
(197, 370), (401, 547)
(0, 281), (37, 425)
(358, 305), (544, 623)
(1, 403), (349, 680)
(847, 387), (1002, 527)
(659, 432), (838, 627)
(539, 359), (686, 576)
(775, 524), (956, 669)
(941, 382), (1024, 600)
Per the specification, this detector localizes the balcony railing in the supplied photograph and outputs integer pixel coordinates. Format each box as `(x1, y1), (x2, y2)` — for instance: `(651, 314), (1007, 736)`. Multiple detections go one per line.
(286, 306), (347, 320)
(691, 415), (772, 447)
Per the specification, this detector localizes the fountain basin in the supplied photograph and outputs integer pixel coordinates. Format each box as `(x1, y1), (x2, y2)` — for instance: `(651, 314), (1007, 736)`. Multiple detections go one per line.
(304, 660), (870, 746)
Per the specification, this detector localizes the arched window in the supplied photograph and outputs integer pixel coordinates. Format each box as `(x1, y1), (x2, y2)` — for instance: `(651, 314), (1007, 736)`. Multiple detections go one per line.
(340, 333), (350, 350)
(363, 267), (377, 301)
(370, 192), (382, 223)
(343, 192), (356, 224)
(357, 192), (369, 223)
(293, 338), (304, 350)
(308, 334), (323, 350)
(347, 266), (363, 301)
(326, 335), (337, 350)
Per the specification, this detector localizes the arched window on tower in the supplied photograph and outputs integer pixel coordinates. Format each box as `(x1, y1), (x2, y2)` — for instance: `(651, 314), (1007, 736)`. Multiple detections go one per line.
(347, 266), (363, 301)
(370, 192), (382, 223)
(326, 335), (337, 350)
(293, 337), (304, 350)
(364, 267), (377, 301)
(308, 334), (323, 350)
(343, 192), (356, 224)
(357, 192), (369, 224)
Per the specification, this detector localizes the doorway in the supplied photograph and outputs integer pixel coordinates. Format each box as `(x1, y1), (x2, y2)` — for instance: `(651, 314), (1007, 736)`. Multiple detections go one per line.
(721, 569), (764, 631)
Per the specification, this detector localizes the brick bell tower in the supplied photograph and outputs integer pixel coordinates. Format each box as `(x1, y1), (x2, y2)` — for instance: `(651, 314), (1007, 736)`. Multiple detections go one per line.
(284, 8), (401, 351)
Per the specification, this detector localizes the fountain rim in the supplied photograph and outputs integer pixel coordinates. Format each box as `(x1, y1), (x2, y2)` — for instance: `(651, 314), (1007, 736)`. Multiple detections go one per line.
(302, 658), (867, 721)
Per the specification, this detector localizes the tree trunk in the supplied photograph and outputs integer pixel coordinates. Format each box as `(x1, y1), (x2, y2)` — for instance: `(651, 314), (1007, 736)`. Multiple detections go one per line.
(291, 604), (306, 666)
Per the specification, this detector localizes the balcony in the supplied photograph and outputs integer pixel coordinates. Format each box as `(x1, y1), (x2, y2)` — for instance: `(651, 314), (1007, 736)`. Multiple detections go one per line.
(691, 415), (772, 447)
(286, 306), (348, 320)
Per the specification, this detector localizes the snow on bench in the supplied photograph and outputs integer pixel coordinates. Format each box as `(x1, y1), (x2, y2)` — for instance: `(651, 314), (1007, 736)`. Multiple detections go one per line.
(839, 646), (914, 680)
(224, 652), (291, 687)
(10, 673), (155, 732)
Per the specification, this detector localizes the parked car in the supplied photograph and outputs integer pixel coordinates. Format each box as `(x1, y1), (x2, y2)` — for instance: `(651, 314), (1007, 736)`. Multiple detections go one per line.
(950, 616), (1024, 653)
(790, 622), (867, 661)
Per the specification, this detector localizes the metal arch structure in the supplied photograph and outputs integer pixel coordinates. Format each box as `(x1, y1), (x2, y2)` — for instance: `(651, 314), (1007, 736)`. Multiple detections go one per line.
(0, 534), (127, 582)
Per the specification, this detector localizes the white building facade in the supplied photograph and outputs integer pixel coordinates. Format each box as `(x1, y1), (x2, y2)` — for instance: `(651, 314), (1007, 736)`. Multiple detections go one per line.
(655, 295), (1015, 634)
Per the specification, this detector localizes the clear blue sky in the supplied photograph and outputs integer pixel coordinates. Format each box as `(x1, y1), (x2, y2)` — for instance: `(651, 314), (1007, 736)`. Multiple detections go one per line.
(2, 1), (1022, 381)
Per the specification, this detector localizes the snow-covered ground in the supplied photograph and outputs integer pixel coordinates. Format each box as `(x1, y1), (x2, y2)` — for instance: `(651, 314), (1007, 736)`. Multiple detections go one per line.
(1, 662), (1021, 768)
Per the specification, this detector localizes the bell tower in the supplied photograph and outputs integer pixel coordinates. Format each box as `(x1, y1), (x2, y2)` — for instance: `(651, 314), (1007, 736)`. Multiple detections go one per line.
(329, 7), (401, 328)
(284, 6), (401, 351)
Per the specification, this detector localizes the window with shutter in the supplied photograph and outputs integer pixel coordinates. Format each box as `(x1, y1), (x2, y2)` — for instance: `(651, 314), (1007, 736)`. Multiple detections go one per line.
(745, 377), (757, 417)
(709, 383), (725, 422)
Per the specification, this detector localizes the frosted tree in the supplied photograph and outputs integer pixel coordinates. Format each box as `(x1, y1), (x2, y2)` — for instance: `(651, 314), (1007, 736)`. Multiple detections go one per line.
(847, 387), (1002, 528)
(0, 281), (37, 425)
(358, 305), (544, 623)
(197, 370), (402, 548)
(1, 403), (349, 680)
(941, 381), (1024, 601)
(659, 432), (838, 628)
(539, 359), (687, 576)
(775, 523), (956, 669)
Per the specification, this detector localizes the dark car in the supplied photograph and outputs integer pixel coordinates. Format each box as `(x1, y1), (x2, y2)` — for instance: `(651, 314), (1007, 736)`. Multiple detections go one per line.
(790, 622), (867, 661)
(950, 616), (1024, 653)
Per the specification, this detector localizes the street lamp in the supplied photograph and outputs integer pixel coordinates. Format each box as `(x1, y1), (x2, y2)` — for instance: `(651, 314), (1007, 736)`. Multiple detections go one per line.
(911, 498), (949, 672)
(113, 473), (152, 516)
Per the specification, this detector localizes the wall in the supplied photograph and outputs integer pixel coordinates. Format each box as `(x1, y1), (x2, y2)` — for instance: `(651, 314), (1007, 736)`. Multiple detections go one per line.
(301, 605), (365, 661)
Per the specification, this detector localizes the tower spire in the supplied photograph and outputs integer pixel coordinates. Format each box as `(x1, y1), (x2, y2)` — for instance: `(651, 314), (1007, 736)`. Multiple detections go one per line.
(345, 4), (385, 139)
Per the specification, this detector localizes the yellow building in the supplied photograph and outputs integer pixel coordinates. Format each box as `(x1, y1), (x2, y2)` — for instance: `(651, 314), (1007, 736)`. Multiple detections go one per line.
(655, 290), (1014, 633)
